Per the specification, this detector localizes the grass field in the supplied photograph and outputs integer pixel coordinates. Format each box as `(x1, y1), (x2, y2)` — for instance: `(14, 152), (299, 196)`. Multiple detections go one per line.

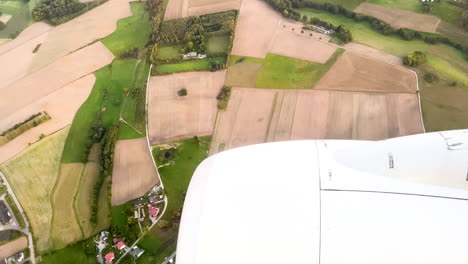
(102, 2), (151, 56)
(153, 57), (226, 75)
(207, 35), (230, 54)
(226, 49), (344, 89)
(40, 243), (95, 264)
(0, 127), (69, 253)
(137, 137), (211, 263)
(427, 54), (467, 86)
(158, 45), (182, 60)
(368, 0), (421, 13)
(0, 0), (35, 38)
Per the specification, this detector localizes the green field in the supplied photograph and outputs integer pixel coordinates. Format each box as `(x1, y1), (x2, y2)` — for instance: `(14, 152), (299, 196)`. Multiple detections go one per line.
(40, 243), (95, 264)
(427, 54), (467, 86)
(0, 0), (35, 38)
(137, 137), (211, 263)
(110, 204), (127, 228)
(207, 35), (230, 54)
(227, 49), (344, 90)
(368, 0), (421, 13)
(101, 2), (151, 56)
(158, 45), (182, 60)
(154, 57), (226, 75)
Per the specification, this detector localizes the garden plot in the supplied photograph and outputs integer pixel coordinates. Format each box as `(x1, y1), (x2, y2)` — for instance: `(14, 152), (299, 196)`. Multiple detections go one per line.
(0, 74), (96, 164)
(112, 138), (159, 206)
(0, 237), (27, 259)
(209, 88), (424, 155)
(354, 3), (441, 33)
(314, 51), (417, 93)
(148, 70), (226, 144)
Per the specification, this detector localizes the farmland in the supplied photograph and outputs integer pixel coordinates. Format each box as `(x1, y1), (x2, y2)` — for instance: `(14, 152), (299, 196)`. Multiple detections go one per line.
(210, 88), (424, 155)
(164, 0), (241, 19)
(0, 0), (35, 39)
(154, 57), (226, 74)
(148, 70), (227, 143)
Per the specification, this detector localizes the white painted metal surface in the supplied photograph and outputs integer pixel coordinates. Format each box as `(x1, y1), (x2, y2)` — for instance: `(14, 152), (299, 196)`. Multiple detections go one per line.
(177, 130), (468, 264)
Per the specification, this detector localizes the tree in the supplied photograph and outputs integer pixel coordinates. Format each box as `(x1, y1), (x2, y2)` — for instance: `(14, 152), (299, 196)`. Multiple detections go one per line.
(403, 51), (427, 67)
(0, 21), (5, 31)
(149, 44), (159, 64)
(177, 88), (188, 96)
(157, 219), (171, 229)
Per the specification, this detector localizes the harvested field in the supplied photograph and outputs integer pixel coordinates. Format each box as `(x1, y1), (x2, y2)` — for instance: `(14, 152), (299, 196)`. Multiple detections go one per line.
(164, 0), (241, 20)
(0, 22), (52, 56)
(0, 237), (28, 259)
(50, 163), (84, 249)
(0, 74), (96, 164)
(164, 0), (188, 20)
(225, 61), (262, 87)
(28, 0), (132, 72)
(112, 138), (159, 205)
(231, 0), (281, 58)
(0, 14), (11, 23)
(314, 51), (416, 93)
(0, 127), (69, 253)
(0, 32), (49, 90)
(354, 3), (441, 33)
(148, 71), (226, 143)
(344, 43), (403, 66)
(231, 0), (336, 62)
(209, 88), (424, 155)
(0, 42), (113, 123)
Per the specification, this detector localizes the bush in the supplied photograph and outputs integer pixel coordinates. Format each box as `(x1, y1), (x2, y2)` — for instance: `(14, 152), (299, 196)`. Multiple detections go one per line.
(423, 72), (438, 83)
(32, 44), (42, 53)
(0, 21), (5, 31)
(216, 86), (231, 110)
(403, 51), (427, 67)
(177, 88), (188, 96)
(120, 48), (138, 59)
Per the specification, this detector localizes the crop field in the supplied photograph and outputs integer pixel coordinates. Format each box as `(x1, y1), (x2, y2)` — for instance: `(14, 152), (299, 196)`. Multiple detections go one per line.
(137, 137), (211, 263)
(112, 138), (159, 205)
(148, 70), (226, 143)
(354, 3), (441, 33)
(28, 0), (132, 72)
(102, 2), (151, 56)
(0, 42), (114, 124)
(209, 88), (424, 155)
(0, 74), (96, 165)
(0, 236), (28, 259)
(224, 60), (262, 87)
(0, 127), (69, 253)
(0, 21), (52, 55)
(344, 43), (403, 66)
(153, 57), (226, 75)
(164, 0), (241, 20)
(314, 51), (417, 93)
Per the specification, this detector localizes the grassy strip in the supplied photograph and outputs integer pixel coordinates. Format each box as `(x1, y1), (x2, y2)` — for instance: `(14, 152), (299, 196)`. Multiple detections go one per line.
(153, 57), (226, 75)
(102, 2), (151, 57)
(5, 194), (25, 229)
(137, 137), (211, 263)
(40, 243), (95, 264)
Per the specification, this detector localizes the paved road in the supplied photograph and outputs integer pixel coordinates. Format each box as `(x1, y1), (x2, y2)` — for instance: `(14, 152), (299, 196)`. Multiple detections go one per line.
(0, 171), (36, 264)
(161, 251), (176, 264)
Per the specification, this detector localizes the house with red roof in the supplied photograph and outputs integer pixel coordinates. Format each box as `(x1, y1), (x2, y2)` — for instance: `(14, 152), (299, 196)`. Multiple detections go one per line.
(116, 241), (126, 251)
(104, 252), (114, 263)
(150, 208), (159, 217)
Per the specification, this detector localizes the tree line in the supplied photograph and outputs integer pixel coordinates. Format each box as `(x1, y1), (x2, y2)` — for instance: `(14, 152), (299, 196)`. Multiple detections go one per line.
(262, 0), (468, 55)
(32, 0), (108, 25)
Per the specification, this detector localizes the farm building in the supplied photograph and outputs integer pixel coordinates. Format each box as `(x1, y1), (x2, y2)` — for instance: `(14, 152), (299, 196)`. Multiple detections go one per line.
(129, 246), (145, 259)
(177, 130), (468, 264)
(0, 201), (12, 225)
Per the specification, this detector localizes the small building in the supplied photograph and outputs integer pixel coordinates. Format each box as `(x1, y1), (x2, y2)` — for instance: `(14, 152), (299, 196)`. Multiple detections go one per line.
(129, 246), (145, 259)
(0, 201), (12, 225)
(116, 241), (126, 251)
(183, 52), (207, 60)
(13, 252), (24, 262)
(314, 26), (334, 35)
(150, 208), (159, 217)
(104, 252), (115, 263)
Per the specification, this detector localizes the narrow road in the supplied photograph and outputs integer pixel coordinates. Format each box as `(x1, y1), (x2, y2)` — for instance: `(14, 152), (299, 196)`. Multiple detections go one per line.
(161, 251), (176, 264)
(0, 171), (36, 264)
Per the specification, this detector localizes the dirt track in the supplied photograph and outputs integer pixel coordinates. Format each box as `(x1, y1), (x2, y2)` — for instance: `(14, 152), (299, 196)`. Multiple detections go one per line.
(0, 237), (28, 259)
(354, 3), (441, 33)
(112, 138), (159, 205)
(314, 51), (416, 93)
(148, 71), (226, 144)
(209, 88), (424, 155)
